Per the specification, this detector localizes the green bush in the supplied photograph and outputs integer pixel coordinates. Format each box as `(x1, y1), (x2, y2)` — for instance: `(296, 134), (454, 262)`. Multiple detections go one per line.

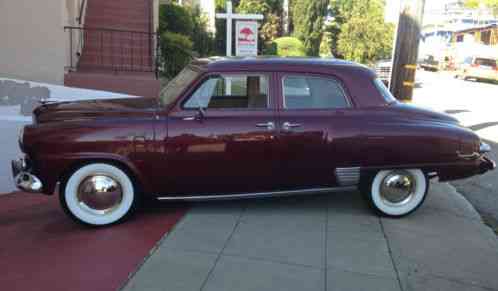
(159, 31), (193, 78)
(159, 3), (193, 36)
(190, 5), (215, 57)
(269, 37), (306, 57)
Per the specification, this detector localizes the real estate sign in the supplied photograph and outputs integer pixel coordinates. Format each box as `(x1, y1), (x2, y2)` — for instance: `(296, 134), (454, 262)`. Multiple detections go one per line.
(236, 21), (258, 56)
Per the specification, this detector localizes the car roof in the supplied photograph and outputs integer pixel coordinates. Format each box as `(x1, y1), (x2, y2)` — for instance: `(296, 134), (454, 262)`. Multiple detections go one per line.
(191, 56), (375, 76)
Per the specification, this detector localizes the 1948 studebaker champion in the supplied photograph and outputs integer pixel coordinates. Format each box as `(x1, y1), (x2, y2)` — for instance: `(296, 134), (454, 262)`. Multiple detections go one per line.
(12, 57), (496, 226)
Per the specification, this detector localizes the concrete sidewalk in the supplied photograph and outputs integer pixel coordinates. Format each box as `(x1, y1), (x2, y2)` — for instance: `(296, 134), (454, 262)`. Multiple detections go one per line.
(123, 182), (498, 291)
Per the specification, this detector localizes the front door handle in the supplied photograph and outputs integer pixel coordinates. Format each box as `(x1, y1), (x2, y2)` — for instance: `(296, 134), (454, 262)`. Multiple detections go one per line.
(256, 121), (275, 131)
(282, 122), (301, 131)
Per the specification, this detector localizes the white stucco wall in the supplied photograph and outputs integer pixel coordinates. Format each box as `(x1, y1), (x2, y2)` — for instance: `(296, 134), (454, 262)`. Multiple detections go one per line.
(0, 0), (68, 84)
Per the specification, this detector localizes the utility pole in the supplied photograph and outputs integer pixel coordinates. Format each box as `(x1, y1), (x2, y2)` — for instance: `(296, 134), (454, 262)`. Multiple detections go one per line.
(390, 0), (426, 101)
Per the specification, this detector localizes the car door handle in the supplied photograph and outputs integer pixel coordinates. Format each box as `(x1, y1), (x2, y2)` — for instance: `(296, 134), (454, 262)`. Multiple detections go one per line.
(282, 122), (301, 131)
(256, 122), (275, 130)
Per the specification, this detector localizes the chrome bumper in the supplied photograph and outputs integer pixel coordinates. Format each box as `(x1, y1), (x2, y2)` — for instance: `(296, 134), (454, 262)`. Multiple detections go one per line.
(12, 158), (43, 193)
(480, 156), (496, 173)
(480, 142), (491, 154)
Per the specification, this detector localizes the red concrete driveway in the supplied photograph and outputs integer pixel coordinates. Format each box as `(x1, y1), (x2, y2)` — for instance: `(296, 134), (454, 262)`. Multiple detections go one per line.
(0, 192), (186, 291)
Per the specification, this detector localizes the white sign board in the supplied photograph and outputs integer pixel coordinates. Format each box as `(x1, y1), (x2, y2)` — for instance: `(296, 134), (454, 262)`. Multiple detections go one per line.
(236, 21), (258, 56)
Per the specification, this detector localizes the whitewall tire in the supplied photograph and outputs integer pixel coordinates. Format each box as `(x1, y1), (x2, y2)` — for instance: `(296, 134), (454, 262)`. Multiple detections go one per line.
(366, 169), (428, 217)
(60, 163), (137, 226)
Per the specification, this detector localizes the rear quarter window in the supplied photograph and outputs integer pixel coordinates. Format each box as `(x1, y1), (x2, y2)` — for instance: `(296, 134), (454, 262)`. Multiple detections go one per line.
(373, 78), (397, 104)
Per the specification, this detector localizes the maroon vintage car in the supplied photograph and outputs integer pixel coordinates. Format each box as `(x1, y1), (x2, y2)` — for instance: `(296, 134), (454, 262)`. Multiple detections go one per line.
(12, 57), (495, 226)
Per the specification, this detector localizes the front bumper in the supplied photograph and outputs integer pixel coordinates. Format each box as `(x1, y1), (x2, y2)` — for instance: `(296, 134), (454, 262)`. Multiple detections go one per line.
(479, 156), (496, 174)
(12, 157), (43, 193)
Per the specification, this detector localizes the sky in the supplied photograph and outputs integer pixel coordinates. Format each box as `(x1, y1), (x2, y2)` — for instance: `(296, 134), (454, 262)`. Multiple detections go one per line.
(385, 0), (455, 24)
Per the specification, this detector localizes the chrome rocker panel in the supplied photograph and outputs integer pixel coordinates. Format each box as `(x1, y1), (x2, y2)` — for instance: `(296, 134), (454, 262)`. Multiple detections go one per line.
(156, 186), (358, 201)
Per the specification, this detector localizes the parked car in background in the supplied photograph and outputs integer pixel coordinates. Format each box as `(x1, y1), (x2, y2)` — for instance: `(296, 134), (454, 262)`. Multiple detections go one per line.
(419, 54), (442, 71)
(374, 59), (392, 87)
(455, 56), (498, 83)
(12, 57), (496, 226)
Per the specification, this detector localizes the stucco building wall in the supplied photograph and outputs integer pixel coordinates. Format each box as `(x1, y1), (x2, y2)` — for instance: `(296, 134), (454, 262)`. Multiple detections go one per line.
(0, 0), (85, 85)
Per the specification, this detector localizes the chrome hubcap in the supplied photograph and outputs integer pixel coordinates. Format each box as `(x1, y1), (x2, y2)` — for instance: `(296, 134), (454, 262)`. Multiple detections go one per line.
(380, 170), (416, 206)
(77, 175), (123, 215)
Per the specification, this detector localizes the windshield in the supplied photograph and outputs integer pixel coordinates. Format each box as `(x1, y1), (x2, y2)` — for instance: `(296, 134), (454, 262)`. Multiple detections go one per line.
(159, 65), (203, 106)
(373, 78), (397, 104)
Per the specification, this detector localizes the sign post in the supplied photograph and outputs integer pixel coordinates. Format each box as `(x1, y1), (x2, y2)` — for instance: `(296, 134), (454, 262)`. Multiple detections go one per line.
(215, 1), (263, 56)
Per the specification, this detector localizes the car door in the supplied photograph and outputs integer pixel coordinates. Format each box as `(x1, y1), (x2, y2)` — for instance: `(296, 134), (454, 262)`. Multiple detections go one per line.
(163, 72), (279, 196)
(275, 72), (358, 190)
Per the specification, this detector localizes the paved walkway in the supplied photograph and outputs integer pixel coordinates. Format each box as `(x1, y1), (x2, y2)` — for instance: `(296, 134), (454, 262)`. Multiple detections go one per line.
(122, 182), (498, 291)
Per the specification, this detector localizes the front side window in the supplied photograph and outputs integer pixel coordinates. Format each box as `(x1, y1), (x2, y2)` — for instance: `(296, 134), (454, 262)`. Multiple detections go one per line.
(183, 74), (269, 109)
(282, 75), (350, 109)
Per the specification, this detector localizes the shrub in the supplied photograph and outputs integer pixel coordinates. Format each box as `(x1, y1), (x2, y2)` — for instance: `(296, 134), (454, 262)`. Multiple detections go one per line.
(190, 5), (215, 57)
(159, 4), (194, 36)
(159, 31), (193, 78)
(270, 37), (306, 57)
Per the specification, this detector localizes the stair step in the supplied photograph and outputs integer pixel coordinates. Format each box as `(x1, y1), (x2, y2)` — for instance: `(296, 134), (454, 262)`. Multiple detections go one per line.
(78, 55), (154, 69)
(82, 46), (152, 56)
(85, 16), (151, 26)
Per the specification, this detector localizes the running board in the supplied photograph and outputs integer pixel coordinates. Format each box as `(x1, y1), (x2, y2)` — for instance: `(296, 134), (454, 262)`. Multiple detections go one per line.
(156, 186), (357, 201)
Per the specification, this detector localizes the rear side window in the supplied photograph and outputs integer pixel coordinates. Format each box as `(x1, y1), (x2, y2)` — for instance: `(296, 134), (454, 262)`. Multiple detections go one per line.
(282, 76), (350, 109)
(373, 78), (397, 104)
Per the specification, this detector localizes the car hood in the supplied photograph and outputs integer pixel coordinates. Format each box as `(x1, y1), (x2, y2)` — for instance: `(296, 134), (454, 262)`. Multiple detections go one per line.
(33, 97), (159, 123)
(388, 102), (460, 125)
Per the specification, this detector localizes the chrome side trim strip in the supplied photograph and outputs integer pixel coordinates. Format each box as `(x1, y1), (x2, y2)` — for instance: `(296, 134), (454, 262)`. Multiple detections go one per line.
(335, 167), (361, 186)
(156, 186), (357, 201)
(456, 151), (481, 160)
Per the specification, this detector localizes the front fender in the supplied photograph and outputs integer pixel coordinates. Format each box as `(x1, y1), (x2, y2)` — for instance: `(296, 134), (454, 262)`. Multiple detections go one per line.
(35, 152), (149, 195)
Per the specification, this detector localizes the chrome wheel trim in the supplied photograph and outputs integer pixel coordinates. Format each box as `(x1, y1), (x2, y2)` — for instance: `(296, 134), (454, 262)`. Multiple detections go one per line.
(64, 163), (135, 226)
(371, 169), (427, 216)
(76, 174), (123, 216)
(379, 170), (416, 207)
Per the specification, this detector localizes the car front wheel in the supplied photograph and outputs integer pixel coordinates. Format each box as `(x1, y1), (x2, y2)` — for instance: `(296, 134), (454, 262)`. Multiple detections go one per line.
(60, 163), (137, 226)
(364, 169), (428, 217)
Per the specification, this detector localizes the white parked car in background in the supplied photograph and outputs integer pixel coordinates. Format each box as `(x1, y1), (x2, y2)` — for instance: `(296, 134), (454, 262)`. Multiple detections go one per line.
(455, 56), (498, 83)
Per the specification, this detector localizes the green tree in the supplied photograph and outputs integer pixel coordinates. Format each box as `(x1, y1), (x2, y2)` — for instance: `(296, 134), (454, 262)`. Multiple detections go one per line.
(324, 0), (357, 58)
(332, 0), (394, 64)
(292, 0), (329, 56)
(159, 3), (193, 35)
(268, 36), (306, 56)
(465, 0), (498, 17)
(190, 5), (215, 57)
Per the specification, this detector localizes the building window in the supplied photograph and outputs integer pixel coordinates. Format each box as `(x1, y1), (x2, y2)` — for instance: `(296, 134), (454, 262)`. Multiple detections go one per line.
(481, 30), (491, 45)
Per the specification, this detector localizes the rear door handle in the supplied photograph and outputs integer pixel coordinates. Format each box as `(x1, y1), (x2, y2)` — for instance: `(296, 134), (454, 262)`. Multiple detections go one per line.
(256, 121), (275, 131)
(282, 122), (301, 131)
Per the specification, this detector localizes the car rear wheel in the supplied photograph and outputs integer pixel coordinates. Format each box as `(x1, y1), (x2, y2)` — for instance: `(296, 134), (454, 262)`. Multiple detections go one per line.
(363, 169), (428, 217)
(60, 163), (137, 226)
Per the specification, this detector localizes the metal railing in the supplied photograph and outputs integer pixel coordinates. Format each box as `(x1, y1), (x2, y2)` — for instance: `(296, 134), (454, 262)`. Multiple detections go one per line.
(76, 0), (87, 24)
(65, 26), (159, 77)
